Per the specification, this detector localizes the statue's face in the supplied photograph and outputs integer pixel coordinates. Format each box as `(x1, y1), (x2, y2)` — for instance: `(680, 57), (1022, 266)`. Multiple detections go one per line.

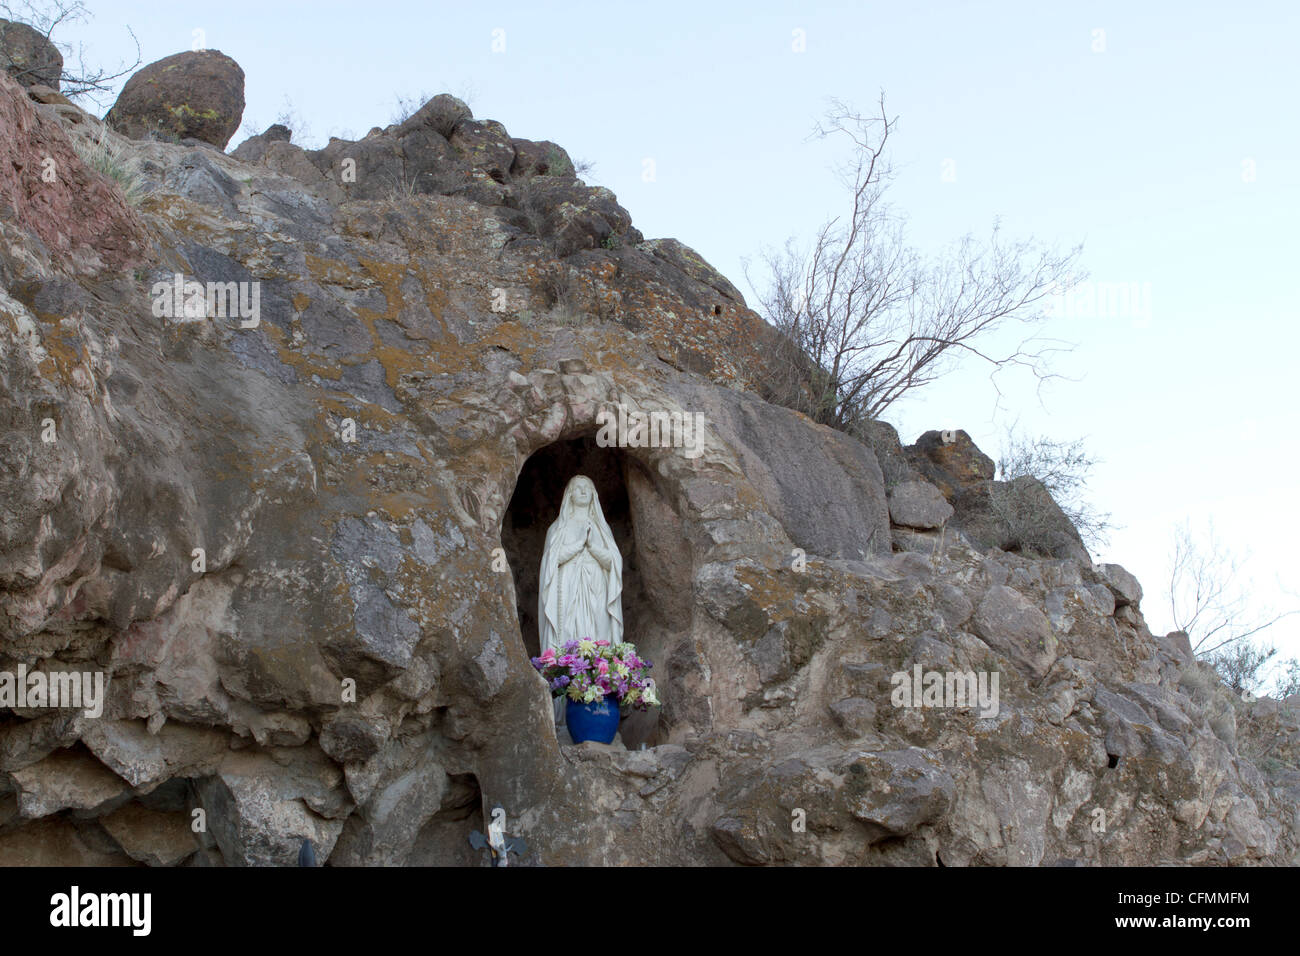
(571, 481), (593, 508)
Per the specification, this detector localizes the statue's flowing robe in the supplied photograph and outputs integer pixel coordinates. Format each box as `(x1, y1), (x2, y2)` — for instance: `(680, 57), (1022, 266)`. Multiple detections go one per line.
(537, 478), (624, 726)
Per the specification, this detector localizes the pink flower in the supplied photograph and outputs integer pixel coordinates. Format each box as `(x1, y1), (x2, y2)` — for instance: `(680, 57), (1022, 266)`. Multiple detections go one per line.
(538, 648), (556, 665)
(595, 639), (611, 646)
(597, 658), (609, 675)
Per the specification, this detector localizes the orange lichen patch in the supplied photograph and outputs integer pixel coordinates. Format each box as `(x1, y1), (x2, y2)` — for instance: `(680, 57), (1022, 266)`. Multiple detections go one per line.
(305, 253), (373, 289)
(291, 293), (311, 312)
(734, 562), (801, 617)
(30, 320), (91, 385)
(481, 320), (544, 357)
(259, 320), (344, 383)
(351, 257), (436, 389)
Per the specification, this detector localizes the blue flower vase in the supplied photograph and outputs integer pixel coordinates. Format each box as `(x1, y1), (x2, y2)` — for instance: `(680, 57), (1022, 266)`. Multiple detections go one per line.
(567, 694), (621, 744)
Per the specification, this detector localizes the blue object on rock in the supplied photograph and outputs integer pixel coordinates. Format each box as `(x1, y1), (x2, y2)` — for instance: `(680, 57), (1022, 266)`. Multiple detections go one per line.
(566, 696), (620, 744)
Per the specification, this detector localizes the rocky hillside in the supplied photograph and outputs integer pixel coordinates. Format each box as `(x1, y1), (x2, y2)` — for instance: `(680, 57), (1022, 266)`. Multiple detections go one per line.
(0, 48), (1296, 866)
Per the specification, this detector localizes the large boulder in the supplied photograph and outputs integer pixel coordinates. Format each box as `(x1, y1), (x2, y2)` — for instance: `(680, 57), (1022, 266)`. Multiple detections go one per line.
(986, 476), (1090, 562)
(888, 480), (954, 530)
(395, 92), (471, 138)
(1097, 562), (1143, 607)
(510, 137), (575, 179)
(674, 381), (892, 560)
(907, 428), (995, 499)
(843, 749), (956, 842)
(904, 426), (1089, 562)
(106, 50), (245, 148)
(448, 118), (515, 182)
(0, 18), (61, 90)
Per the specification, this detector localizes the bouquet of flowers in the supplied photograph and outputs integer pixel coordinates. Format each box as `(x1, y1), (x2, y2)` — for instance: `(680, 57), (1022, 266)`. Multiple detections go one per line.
(531, 638), (660, 710)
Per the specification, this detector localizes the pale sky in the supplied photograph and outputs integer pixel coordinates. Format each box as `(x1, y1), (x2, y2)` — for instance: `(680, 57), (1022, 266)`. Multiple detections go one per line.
(55, 0), (1300, 680)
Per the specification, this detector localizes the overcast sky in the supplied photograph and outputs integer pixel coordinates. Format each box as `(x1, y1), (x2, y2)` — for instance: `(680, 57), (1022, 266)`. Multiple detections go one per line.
(55, 0), (1300, 678)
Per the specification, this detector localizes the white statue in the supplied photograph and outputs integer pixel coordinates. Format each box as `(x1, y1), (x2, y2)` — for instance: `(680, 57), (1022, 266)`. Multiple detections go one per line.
(538, 475), (623, 725)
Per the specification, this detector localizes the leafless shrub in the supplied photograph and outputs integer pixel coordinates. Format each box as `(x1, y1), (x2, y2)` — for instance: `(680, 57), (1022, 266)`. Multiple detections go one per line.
(995, 428), (1112, 550)
(1169, 521), (1297, 660)
(538, 268), (584, 326)
(390, 90), (432, 126)
(1, 0), (141, 107)
(272, 97), (314, 148)
(1166, 521), (1298, 701)
(986, 476), (1083, 559)
(746, 93), (1083, 435)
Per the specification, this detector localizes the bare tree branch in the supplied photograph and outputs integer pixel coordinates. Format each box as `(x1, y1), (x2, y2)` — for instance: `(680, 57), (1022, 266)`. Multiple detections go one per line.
(995, 428), (1113, 551)
(1169, 519), (1299, 660)
(1, 1), (140, 107)
(746, 93), (1085, 435)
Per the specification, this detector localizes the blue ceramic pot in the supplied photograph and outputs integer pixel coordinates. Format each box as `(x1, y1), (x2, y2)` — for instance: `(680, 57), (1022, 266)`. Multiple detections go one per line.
(567, 695), (621, 744)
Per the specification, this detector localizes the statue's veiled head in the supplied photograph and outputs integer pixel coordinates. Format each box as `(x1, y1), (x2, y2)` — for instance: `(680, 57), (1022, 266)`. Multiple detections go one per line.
(554, 474), (617, 549)
(560, 475), (598, 520)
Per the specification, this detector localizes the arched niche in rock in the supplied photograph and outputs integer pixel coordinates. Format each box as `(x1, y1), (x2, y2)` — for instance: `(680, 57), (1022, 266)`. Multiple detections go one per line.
(500, 430), (696, 748)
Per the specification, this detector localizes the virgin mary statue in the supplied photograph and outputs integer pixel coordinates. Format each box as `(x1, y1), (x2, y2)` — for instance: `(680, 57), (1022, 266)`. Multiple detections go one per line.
(538, 475), (623, 724)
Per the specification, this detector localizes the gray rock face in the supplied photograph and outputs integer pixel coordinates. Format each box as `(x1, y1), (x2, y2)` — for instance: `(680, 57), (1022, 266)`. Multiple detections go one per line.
(678, 382), (892, 560)
(1097, 562), (1143, 607)
(843, 749), (956, 842)
(972, 585), (1058, 679)
(100, 804), (198, 866)
(399, 92), (471, 138)
(229, 122), (291, 163)
(0, 74), (1296, 868)
(888, 480), (954, 530)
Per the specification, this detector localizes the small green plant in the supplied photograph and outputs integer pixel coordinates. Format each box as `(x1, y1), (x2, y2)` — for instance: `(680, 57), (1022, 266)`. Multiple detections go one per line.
(543, 147), (574, 177)
(390, 90), (433, 126)
(385, 170), (423, 202)
(1178, 662), (1217, 698)
(537, 268), (585, 326)
(542, 146), (593, 179)
(545, 307), (583, 327)
(72, 130), (144, 205)
(600, 235), (621, 251)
